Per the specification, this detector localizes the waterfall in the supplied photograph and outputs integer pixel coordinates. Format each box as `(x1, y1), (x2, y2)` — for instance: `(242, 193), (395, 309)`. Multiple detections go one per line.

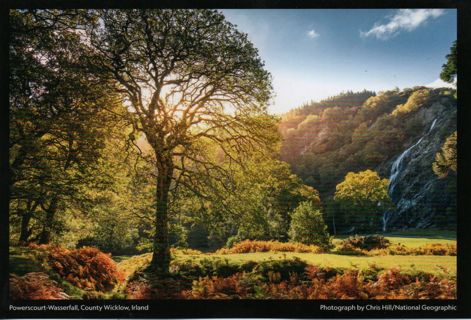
(388, 137), (425, 194)
(382, 118), (438, 231)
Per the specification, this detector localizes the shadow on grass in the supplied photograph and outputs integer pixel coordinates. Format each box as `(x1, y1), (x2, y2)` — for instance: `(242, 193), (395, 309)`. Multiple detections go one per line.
(9, 247), (44, 276)
(334, 229), (456, 241)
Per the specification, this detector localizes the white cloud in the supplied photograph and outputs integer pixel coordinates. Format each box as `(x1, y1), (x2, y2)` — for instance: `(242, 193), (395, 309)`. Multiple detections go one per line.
(307, 29), (320, 39)
(361, 9), (445, 40)
(425, 78), (456, 88)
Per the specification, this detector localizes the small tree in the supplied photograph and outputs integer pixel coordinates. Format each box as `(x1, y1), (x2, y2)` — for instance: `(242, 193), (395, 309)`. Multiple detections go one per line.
(433, 131), (457, 178)
(288, 201), (331, 248)
(334, 170), (393, 233)
(440, 40), (457, 84)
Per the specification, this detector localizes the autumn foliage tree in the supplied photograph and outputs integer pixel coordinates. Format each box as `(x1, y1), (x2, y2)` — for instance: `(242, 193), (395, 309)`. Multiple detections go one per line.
(433, 131), (457, 178)
(334, 170), (393, 233)
(87, 9), (277, 273)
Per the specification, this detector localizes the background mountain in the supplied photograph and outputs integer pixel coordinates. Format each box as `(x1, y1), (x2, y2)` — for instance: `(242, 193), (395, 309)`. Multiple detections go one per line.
(279, 87), (457, 232)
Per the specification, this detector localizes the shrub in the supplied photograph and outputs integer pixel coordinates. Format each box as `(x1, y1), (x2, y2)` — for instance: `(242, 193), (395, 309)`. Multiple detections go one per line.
(10, 272), (69, 300)
(183, 273), (258, 299)
(341, 235), (391, 251)
(374, 268), (413, 290)
(402, 277), (456, 299)
(216, 239), (324, 254)
(288, 202), (332, 248)
(335, 243), (368, 256)
(48, 246), (124, 292)
(253, 258), (308, 282)
(170, 258), (258, 279)
(368, 243), (456, 256)
(226, 236), (239, 249)
(126, 275), (191, 299)
(305, 265), (344, 281)
(125, 280), (152, 299)
(414, 243), (456, 256)
(170, 247), (204, 255)
(125, 262), (456, 300)
(322, 270), (369, 299)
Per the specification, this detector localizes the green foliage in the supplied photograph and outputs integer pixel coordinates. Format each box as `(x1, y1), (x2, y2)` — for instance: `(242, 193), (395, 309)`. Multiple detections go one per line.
(169, 258), (258, 279)
(88, 9), (279, 273)
(280, 90), (375, 134)
(288, 202), (331, 248)
(433, 131), (457, 178)
(9, 10), (127, 245)
(280, 87), (455, 209)
(166, 156), (321, 250)
(8, 8), (458, 287)
(440, 40), (457, 83)
(334, 170), (393, 233)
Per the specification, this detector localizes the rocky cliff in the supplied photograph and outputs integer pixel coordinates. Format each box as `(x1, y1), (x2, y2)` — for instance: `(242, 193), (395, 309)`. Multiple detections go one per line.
(378, 96), (457, 230)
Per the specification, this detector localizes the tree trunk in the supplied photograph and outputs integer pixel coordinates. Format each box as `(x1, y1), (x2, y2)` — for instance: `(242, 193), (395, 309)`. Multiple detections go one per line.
(18, 200), (38, 244)
(19, 212), (32, 243)
(38, 198), (58, 244)
(150, 159), (173, 275)
(332, 214), (337, 235)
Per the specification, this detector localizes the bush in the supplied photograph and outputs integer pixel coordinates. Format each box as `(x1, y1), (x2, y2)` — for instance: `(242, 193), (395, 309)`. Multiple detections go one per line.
(288, 202), (331, 248)
(48, 246), (124, 292)
(170, 258), (258, 279)
(125, 280), (153, 299)
(10, 272), (69, 300)
(253, 258), (308, 282)
(415, 243), (456, 256)
(341, 235), (391, 251)
(170, 247), (204, 256)
(368, 243), (456, 256)
(225, 236), (239, 248)
(123, 257), (455, 300)
(216, 239), (324, 254)
(182, 273), (259, 299)
(178, 266), (455, 300)
(305, 265), (344, 281)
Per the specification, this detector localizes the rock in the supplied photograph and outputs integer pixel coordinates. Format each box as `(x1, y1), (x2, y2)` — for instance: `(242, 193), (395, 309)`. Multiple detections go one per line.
(380, 97), (456, 230)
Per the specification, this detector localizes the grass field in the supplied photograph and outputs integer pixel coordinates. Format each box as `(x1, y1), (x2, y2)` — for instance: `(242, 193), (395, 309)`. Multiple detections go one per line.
(114, 231), (457, 277)
(182, 252), (456, 275)
(331, 229), (456, 247)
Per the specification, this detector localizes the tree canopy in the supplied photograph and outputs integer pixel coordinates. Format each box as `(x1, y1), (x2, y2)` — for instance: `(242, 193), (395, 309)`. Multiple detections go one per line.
(433, 131), (457, 178)
(333, 170), (393, 233)
(86, 9), (277, 273)
(440, 40), (457, 84)
(9, 10), (126, 244)
(288, 201), (331, 248)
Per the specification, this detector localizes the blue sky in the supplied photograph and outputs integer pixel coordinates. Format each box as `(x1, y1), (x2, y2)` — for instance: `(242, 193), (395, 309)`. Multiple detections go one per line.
(221, 9), (457, 114)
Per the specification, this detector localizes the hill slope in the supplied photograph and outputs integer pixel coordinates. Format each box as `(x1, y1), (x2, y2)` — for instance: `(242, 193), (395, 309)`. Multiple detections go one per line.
(280, 87), (457, 231)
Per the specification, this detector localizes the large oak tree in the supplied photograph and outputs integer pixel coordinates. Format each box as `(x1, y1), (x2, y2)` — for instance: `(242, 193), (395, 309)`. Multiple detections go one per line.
(87, 9), (276, 273)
